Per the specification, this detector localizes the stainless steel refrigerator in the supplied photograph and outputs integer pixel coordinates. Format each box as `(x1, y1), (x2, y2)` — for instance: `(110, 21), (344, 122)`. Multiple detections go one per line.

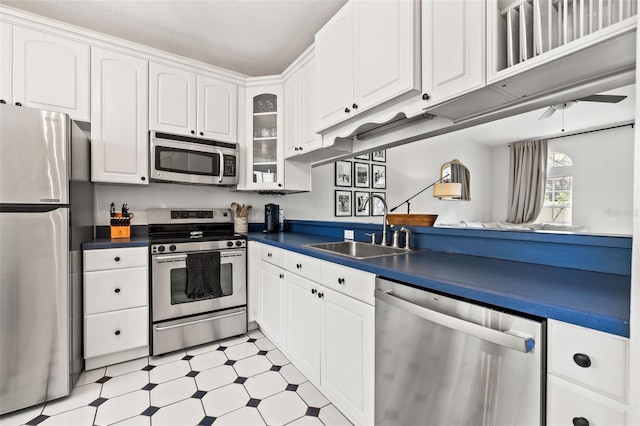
(0, 104), (94, 415)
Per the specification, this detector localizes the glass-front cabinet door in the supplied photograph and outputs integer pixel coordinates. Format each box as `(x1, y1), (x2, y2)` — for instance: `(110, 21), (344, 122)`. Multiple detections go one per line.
(245, 85), (284, 190)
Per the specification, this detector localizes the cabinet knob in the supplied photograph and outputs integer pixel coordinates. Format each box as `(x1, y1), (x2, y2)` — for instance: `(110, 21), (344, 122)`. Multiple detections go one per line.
(352, 103), (358, 109)
(15, 102), (22, 106)
(344, 107), (350, 114)
(279, 274), (284, 279)
(317, 292), (324, 299)
(114, 288), (121, 293)
(0, 100), (6, 104)
(338, 278), (345, 285)
(296, 264), (302, 269)
(299, 147), (303, 151)
(422, 93), (430, 101)
(199, 132), (204, 136)
(572, 417), (589, 426)
(114, 330), (121, 336)
(573, 353), (591, 368)
(141, 176), (146, 181)
(114, 256), (120, 262)
(191, 130), (195, 135)
(267, 253), (272, 257)
(294, 147), (299, 151)
(278, 183), (283, 187)
(311, 288), (317, 295)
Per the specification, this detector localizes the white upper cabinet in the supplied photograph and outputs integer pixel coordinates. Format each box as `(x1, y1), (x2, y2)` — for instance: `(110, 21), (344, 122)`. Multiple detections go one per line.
(421, 0), (486, 107)
(10, 25), (90, 121)
(316, 0), (420, 131)
(284, 52), (322, 159)
(149, 62), (238, 142)
(0, 22), (12, 104)
(149, 62), (197, 135)
(197, 74), (238, 142)
(91, 47), (149, 185)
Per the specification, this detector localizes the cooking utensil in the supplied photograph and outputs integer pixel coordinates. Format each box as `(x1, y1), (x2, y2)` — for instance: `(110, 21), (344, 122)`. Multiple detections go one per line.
(230, 202), (240, 216)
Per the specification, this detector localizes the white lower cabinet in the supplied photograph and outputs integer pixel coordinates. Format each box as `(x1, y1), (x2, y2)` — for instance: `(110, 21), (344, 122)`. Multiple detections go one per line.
(547, 319), (630, 425)
(83, 246), (149, 370)
(251, 242), (375, 425)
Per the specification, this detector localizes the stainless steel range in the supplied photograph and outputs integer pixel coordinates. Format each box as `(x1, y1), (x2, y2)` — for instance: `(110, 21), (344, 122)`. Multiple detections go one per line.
(149, 208), (247, 355)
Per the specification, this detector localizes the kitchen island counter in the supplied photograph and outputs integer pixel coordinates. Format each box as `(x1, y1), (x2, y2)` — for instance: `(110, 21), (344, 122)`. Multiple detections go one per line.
(249, 232), (630, 337)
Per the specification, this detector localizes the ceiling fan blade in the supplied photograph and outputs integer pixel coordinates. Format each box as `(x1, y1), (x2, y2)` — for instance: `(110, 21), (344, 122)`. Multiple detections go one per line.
(539, 106), (556, 120)
(577, 94), (627, 103)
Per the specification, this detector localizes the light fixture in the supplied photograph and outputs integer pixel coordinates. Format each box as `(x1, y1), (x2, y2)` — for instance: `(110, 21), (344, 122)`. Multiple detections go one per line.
(433, 182), (462, 199)
(390, 173), (462, 214)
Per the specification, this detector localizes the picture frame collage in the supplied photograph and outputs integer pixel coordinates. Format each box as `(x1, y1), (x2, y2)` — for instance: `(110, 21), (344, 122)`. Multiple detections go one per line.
(334, 150), (386, 217)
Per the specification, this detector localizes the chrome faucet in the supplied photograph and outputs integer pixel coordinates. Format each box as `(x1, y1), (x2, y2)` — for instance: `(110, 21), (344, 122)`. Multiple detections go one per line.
(362, 194), (389, 246)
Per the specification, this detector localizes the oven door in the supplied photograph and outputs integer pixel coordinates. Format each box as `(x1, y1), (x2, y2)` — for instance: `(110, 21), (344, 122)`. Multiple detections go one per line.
(151, 248), (246, 322)
(150, 136), (238, 185)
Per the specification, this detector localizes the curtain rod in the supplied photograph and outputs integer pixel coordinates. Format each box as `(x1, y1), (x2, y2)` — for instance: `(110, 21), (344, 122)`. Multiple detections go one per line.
(547, 122), (635, 140)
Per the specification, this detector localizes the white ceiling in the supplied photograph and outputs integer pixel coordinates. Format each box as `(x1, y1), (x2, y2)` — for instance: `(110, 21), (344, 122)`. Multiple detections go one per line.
(2, 0), (347, 76)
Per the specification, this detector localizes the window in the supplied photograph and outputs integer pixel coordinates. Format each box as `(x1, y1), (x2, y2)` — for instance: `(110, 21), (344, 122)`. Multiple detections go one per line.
(537, 152), (572, 224)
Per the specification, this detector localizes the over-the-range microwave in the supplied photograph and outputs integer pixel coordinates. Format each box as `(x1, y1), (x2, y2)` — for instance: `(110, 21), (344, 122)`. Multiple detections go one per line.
(150, 131), (239, 186)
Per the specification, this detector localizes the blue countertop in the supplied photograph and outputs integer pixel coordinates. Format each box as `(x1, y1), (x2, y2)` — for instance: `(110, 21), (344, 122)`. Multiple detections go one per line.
(249, 232), (630, 337)
(83, 237), (149, 250)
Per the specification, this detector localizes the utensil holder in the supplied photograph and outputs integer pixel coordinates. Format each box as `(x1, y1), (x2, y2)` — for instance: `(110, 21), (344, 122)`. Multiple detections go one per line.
(235, 217), (248, 234)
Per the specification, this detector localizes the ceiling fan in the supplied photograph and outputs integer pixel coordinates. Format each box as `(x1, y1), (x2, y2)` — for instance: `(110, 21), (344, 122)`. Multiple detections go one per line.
(539, 94), (628, 120)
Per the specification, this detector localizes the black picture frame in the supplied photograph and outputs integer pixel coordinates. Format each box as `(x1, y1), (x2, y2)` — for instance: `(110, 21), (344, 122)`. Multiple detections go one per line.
(354, 191), (370, 216)
(371, 192), (386, 216)
(372, 164), (386, 189)
(335, 160), (352, 187)
(372, 149), (386, 162)
(355, 153), (370, 160)
(354, 162), (370, 188)
(335, 190), (352, 217)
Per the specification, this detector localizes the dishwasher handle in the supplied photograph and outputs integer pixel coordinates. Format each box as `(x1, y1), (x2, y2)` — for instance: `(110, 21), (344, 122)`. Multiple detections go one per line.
(375, 289), (535, 353)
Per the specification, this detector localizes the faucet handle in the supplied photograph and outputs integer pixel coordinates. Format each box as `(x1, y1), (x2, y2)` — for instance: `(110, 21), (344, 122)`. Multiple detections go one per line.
(365, 232), (377, 244)
(400, 227), (412, 250)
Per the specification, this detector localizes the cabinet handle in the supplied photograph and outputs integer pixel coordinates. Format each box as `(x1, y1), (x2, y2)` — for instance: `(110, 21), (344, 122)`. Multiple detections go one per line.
(352, 103), (358, 109)
(15, 102), (22, 106)
(572, 417), (589, 426)
(311, 288), (317, 295)
(0, 100), (6, 104)
(114, 256), (120, 262)
(338, 278), (345, 285)
(344, 107), (350, 114)
(114, 288), (121, 293)
(114, 330), (121, 336)
(573, 353), (591, 368)
(296, 264), (302, 269)
(279, 274), (284, 279)
(422, 93), (430, 101)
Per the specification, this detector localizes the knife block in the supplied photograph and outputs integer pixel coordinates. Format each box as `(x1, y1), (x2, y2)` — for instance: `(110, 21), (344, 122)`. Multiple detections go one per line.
(110, 214), (132, 239)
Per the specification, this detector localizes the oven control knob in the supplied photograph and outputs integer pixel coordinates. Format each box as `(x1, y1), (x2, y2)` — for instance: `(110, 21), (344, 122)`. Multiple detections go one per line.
(235, 240), (243, 247)
(169, 245), (176, 252)
(226, 241), (234, 247)
(157, 246), (165, 252)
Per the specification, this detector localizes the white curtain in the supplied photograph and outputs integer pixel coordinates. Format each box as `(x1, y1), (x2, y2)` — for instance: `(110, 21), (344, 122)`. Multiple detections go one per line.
(506, 139), (548, 224)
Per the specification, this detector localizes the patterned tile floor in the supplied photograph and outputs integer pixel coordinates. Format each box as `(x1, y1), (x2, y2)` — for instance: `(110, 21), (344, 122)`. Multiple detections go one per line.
(0, 329), (352, 426)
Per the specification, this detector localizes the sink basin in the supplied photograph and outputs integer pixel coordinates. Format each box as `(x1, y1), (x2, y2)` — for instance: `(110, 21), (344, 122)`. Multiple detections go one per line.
(305, 241), (412, 259)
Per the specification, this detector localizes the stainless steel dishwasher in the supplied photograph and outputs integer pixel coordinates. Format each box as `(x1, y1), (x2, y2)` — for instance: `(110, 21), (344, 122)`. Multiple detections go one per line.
(375, 278), (545, 426)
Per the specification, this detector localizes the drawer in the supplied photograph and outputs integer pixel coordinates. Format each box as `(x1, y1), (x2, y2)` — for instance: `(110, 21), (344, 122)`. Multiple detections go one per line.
(84, 246), (148, 271)
(286, 251), (321, 282)
(85, 307), (148, 358)
(547, 374), (628, 426)
(84, 267), (148, 314)
(548, 320), (629, 401)
(261, 244), (286, 268)
(321, 261), (375, 305)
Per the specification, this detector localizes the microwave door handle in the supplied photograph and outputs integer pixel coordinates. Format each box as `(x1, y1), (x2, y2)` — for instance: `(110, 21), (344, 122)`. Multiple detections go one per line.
(216, 148), (224, 183)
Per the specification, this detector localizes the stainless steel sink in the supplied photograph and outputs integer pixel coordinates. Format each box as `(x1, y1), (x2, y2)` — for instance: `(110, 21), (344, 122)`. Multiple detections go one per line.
(305, 241), (412, 259)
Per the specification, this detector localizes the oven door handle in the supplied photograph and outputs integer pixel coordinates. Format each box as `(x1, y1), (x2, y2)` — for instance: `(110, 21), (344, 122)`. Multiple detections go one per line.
(153, 254), (188, 261)
(154, 310), (245, 331)
(216, 148), (224, 184)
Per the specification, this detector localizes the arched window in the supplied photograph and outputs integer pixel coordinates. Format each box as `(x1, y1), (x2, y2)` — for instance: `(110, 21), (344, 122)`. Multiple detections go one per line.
(537, 152), (573, 224)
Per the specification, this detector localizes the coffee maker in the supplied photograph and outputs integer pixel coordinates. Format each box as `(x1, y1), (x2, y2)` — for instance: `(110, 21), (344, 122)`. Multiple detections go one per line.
(264, 204), (280, 233)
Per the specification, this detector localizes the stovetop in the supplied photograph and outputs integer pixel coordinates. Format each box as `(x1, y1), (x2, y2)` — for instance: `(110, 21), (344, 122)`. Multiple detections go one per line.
(148, 208), (238, 243)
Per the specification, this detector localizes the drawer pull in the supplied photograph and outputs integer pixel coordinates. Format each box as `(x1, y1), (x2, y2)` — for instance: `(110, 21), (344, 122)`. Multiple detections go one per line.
(338, 278), (345, 285)
(114, 288), (121, 293)
(114, 256), (121, 262)
(572, 417), (589, 426)
(114, 330), (121, 336)
(573, 353), (591, 368)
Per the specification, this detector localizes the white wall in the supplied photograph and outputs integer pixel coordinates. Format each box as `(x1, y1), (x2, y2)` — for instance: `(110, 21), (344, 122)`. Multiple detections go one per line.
(491, 126), (634, 234)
